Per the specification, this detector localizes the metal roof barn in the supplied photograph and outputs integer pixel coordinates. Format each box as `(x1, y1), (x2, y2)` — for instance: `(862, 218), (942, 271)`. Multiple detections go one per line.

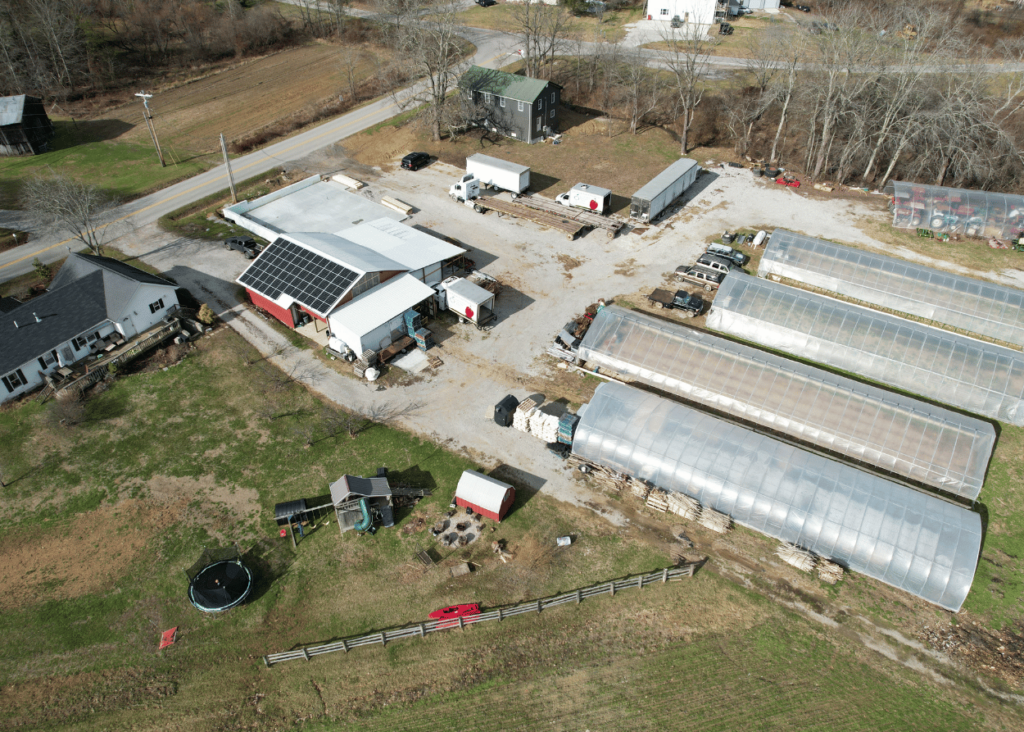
(884, 180), (1024, 239)
(759, 229), (1024, 347)
(573, 382), (982, 612)
(327, 274), (434, 354)
(707, 273), (1024, 426)
(578, 306), (994, 500)
(337, 218), (465, 273)
(454, 471), (515, 522)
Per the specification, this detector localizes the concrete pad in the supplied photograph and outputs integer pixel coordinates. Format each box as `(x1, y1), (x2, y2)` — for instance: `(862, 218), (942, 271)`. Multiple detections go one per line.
(244, 181), (405, 235)
(296, 318), (330, 347)
(392, 347), (429, 373)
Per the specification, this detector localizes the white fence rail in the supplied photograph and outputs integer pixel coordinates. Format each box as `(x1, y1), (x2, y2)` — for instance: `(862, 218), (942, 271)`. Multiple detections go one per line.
(263, 563), (698, 667)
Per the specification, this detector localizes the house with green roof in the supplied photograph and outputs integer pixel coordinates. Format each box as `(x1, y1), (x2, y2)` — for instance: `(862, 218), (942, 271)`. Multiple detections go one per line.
(459, 66), (562, 144)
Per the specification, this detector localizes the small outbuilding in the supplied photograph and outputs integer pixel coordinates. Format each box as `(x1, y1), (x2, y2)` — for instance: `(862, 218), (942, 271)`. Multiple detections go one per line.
(454, 471), (515, 522)
(330, 471), (395, 534)
(0, 95), (55, 156)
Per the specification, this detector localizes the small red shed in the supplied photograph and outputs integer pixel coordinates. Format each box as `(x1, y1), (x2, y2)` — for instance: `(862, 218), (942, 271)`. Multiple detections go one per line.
(454, 471), (515, 522)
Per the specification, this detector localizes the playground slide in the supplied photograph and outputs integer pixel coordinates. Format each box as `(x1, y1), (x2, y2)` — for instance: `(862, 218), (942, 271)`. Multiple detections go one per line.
(354, 498), (373, 532)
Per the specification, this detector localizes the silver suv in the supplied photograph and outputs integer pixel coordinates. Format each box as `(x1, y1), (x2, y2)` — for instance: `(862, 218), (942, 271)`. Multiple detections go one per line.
(695, 252), (735, 274)
(675, 264), (724, 291)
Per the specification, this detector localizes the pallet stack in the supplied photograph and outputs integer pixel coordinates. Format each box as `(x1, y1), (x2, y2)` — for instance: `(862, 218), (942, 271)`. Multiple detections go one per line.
(776, 543), (816, 573)
(513, 397), (539, 433)
(646, 488), (669, 513)
(529, 412), (560, 443)
(666, 492), (700, 521)
(557, 413), (580, 445)
(631, 480), (651, 501)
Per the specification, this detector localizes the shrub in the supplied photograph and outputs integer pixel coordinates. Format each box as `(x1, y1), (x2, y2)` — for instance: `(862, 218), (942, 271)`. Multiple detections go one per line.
(32, 258), (51, 281)
(198, 304), (216, 325)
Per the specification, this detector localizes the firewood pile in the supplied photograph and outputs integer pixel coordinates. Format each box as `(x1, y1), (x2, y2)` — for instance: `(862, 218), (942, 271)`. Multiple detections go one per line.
(666, 493), (700, 521)
(817, 559), (844, 585)
(776, 543), (816, 573)
(698, 507), (732, 534)
(491, 540), (514, 563)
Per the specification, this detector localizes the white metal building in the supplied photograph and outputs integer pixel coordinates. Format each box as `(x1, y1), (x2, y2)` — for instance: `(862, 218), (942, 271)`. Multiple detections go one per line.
(337, 218), (463, 288)
(644, 0), (717, 26)
(327, 274), (435, 355)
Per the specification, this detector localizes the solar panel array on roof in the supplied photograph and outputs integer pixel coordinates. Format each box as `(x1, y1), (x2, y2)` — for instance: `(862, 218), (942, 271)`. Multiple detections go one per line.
(238, 238), (358, 316)
(578, 306), (995, 500)
(573, 382), (982, 612)
(707, 273), (1024, 426)
(759, 229), (1024, 347)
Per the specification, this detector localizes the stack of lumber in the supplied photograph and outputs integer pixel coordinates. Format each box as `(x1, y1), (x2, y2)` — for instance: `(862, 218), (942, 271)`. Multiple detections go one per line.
(529, 412), (560, 442)
(382, 195), (413, 215)
(776, 543), (816, 573)
(817, 560), (844, 585)
(332, 173), (365, 189)
(513, 397), (538, 433)
(666, 492), (700, 521)
(631, 480), (651, 501)
(646, 488), (669, 513)
(557, 413), (580, 445)
(698, 507), (731, 533)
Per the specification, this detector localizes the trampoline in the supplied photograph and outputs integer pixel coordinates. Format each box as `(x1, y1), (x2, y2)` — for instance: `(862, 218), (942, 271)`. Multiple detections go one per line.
(185, 546), (254, 613)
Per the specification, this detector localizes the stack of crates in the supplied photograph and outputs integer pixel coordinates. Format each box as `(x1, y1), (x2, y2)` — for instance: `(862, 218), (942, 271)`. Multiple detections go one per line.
(414, 327), (433, 351)
(404, 309), (422, 337)
(557, 413), (579, 446)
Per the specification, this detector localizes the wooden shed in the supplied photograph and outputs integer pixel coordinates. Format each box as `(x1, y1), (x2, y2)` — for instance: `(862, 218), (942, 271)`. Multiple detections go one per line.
(0, 96), (54, 156)
(454, 471), (515, 522)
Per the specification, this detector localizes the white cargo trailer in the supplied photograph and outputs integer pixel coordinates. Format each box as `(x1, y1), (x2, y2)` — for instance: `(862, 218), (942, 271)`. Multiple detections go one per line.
(556, 183), (612, 214)
(440, 276), (496, 327)
(465, 154), (531, 196)
(630, 158), (700, 223)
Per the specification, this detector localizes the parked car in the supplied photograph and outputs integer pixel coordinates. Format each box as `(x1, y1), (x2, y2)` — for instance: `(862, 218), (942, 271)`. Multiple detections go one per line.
(719, 22), (734, 35)
(670, 15), (682, 28)
(648, 289), (704, 317)
(676, 264), (725, 291)
(706, 243), (750, 267)
(695, 252), (736, 274)
(795, 4), (812, 12)
(476, 0), (496, 5)
(401, 151), (431, 170)
(225, 236), (260, 259)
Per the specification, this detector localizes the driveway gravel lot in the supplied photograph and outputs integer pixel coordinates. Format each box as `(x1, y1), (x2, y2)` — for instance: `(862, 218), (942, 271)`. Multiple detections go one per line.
(113, 157), (892, 523)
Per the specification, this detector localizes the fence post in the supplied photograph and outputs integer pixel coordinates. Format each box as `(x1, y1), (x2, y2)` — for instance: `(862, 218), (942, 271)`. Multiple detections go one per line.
(610, 581), (615, 597)
(380, 631), (386, 646)
(342, 639), (349, 653)
(576, 589), (581, 604)
(662, 568), (668, 584)
(459, 616), (464, 631)
(263, 656), (271, 668)
(302, 647), (310, 661)
(638, 574), (644, 590)
(419, 623), (426, 637)
(498, 608), (503, 621)
(537, 599), (542, 614)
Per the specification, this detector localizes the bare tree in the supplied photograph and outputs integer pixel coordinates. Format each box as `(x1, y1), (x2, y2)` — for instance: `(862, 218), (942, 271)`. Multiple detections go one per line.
(508, 1), (574, 79)
(661, 24), (712, 154)
(389, 0), (468, 142)
(767, 35), (802, 165)
(22, 173), (118, 255)
(613, 49), (661, 135)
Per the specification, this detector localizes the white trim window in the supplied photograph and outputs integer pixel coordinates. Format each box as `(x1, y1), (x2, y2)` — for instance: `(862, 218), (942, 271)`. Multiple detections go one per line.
(551, 92), (555, 104)
(660, 8), (669, 15)
(148, 298), (165, 314)
(483, 92), (492, 104)
(499, 97), (505, 108)
(2, 368), (27, 393)
(535, 116), (541, 132)
(550, 109), (555, 119)
(37, 351), (57, 370)
(518, 100), (524, 112)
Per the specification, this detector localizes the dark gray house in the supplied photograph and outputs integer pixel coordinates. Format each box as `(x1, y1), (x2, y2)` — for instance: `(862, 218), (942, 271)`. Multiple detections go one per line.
(459, 66), (561, 144)
(0, 95), (55, 156)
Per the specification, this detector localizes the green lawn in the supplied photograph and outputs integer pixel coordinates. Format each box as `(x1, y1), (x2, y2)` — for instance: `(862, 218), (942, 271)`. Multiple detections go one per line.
(0, 120), (212, 209)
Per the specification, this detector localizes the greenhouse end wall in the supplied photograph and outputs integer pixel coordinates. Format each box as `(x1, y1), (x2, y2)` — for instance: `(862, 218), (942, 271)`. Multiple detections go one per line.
(885, 181), (1024, 240)
(707, 273), (1024, 426)
(758, 229), (1024, 348)
(573, 382), (982, 612)
(577, 306), (994, 500)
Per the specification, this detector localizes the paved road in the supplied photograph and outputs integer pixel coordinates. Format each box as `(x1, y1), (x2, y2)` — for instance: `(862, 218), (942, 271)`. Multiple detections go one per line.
(0, 24), (518, 280)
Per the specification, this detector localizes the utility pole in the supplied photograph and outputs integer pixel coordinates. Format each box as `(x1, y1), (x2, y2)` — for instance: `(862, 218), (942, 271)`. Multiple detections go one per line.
(135, 91), (165, 167)
(220, 133), (237, 203)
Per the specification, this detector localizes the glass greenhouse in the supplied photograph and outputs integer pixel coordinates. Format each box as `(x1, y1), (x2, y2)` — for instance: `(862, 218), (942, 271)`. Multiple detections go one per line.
(573, 382), (982, 612)
(706, 273), (1024, 426)
(759, 229), (1024, 348)
(578, 306), (994, 500)
(884, 181), (1024, 239)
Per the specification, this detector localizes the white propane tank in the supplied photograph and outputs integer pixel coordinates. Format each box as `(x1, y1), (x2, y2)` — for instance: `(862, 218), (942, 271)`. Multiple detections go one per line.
(365, 367), (380, 382)
(752, 230), (767, 248)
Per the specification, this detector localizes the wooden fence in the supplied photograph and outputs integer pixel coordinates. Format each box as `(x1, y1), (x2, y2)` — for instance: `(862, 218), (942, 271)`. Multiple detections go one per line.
(263, 563), (698, 667)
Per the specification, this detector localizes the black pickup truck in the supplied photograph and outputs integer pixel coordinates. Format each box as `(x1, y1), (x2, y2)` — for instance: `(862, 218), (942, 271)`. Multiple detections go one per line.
(648, 289), (704, 317)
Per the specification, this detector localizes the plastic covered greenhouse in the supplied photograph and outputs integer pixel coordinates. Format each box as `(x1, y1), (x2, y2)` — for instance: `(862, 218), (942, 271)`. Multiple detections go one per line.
(578, 306), (994, 500)
(884, 181), (1024, 239)
(707, 273), (1024, 426)
(758, 229), (1024, 348)
(573, 382), (982, 612)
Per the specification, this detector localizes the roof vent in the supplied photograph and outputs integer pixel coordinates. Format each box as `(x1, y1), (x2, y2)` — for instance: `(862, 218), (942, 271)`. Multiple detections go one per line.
(12, 320), (19, 328)
(33, 312), (41, 323)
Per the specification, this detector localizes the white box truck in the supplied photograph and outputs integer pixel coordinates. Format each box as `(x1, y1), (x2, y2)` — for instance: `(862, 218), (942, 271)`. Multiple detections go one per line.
(556, 183), (612, 215)
(630, 158), (700, 223)
(439, 276), (496, 327)
(465, 154), (530, 196)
